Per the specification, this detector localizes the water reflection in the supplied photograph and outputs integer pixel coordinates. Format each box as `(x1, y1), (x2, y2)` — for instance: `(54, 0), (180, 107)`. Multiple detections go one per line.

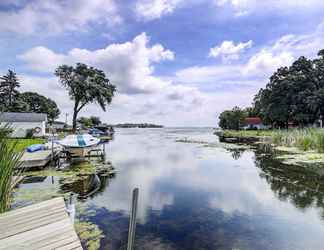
(14, 128), (324, 250)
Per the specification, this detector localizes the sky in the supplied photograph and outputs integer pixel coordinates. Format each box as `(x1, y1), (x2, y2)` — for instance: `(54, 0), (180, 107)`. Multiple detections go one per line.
(1, 0), (324, 126)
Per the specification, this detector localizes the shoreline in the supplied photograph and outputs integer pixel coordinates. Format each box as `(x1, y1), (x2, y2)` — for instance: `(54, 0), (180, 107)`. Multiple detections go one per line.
(215, 130), (324, 169)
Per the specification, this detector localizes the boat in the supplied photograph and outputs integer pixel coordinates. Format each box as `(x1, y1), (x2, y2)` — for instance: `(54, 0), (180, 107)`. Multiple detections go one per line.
(58, 134), (100, 157)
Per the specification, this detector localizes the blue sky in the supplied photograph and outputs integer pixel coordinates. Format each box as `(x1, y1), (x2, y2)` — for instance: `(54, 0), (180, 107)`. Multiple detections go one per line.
(1, 0), (324, 126)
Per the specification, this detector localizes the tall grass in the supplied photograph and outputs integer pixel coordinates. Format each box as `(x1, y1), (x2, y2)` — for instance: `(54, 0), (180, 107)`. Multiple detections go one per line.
(0, 126), (23, 213)
(271, 128), (324, 152)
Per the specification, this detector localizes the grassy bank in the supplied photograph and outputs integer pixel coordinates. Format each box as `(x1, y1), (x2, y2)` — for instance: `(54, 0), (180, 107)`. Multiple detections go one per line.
(218, 129), (324, 152)
(221, 130), (273, 138)
(218, 129), (324, 167)
(7, 138), (45, 152)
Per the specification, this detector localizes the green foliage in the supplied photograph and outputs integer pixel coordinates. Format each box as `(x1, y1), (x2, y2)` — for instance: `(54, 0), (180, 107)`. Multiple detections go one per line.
(90, 116), (101, 126)
(0, 70), (24, 112)
(8, 138), (45, 152)
(77, 117), (93, 128)
(270, 129), (324, 153)
(219, 106), (247, 130)
(55, 63), (116, 131)
(0, 70), (60, 119)
(254, 52), (324, 128)
(20, 92), (60, 121)
(0, 126), (23, 213)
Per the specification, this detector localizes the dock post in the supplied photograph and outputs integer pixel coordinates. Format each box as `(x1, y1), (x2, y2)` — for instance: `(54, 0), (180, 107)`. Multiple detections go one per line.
(66, 193), (76, 224)
(127, 188), (139, 250)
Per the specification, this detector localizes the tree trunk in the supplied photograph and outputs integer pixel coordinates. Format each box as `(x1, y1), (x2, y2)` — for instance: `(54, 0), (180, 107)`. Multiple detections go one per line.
(72, 101), (79, 133)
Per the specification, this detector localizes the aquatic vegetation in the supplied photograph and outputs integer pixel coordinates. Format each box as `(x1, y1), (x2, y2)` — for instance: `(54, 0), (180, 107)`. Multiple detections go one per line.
(23, 161), (114, 179)
(0, 127), (23, 213)
(13, 186), (68, 206)
(75, 220), (104, 250)
(270, 129), (324, 153)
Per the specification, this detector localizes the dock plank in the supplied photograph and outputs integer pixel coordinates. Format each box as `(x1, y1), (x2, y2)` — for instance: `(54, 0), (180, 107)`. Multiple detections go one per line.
(0, 198), (82, 250)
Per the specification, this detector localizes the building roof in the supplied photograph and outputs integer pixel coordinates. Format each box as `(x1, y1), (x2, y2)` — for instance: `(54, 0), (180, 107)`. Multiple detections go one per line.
(245, 117), (262, 125)
(0, 112), (47, 123)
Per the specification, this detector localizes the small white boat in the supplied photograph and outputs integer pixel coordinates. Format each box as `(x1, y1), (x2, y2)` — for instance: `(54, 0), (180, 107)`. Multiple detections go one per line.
(58, 134), (100, 157)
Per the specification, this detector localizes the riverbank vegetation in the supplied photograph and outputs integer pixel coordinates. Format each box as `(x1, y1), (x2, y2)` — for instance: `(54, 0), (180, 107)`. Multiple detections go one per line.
(219, 129), (324, 152)
(219, 49), (324, 130)
(0, 127), (23, 213)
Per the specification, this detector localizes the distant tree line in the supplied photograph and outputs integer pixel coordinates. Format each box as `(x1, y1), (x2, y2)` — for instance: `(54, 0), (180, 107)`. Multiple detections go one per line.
(219, 50), (324, 129)
(0, 70), (60, 121)
(114, 123), (164, 128)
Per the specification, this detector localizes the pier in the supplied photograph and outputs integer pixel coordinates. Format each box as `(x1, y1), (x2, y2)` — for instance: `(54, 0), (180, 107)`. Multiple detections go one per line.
(0, 197), (82, 249)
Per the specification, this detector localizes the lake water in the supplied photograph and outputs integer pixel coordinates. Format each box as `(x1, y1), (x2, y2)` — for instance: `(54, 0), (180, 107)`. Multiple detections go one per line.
(15, 128), (324, 250)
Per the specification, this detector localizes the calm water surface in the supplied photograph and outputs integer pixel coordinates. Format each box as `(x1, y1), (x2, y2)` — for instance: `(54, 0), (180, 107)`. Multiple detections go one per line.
(16, 128), (324, 250)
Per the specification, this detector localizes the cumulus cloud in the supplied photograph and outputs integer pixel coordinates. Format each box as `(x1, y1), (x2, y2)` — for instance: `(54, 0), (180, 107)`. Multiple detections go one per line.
(17, 32), (213, 126)
(135, 0), (184, 21)
(177, 22), (324, 86)
(209, 40), (253, 62)
(0, 0), (121, 34)
(19, 33), (175, 94)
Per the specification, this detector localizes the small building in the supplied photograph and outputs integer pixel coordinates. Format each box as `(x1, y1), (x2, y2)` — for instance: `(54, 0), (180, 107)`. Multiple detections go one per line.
(243, 117), (268, 130)
(0, 112), (47, 138)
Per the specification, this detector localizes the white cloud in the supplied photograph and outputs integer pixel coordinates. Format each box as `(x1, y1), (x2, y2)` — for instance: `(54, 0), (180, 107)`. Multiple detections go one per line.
(214, 0), (324, 16)
(0, 0), (122, 34)
(19, 33), (175, 94)
(209, 40), (253, 61)
(17, 33), (215, 126)
(135, 0), (184, 21)
(177, 21), (324, 86)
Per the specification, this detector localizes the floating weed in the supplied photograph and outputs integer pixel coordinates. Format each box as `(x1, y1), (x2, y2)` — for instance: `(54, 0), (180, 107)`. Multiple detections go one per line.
(75, 220), (104, 250)
(13, 186), (69, 206)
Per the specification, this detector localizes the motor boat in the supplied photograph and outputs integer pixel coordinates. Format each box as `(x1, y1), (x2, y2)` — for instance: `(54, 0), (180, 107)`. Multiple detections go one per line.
(58, 134), (100, 157)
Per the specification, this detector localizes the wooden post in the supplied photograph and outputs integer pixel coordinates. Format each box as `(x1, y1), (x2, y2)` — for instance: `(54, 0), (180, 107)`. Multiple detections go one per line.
(127, 188), (139, 250)
(66, 193), (75, 224)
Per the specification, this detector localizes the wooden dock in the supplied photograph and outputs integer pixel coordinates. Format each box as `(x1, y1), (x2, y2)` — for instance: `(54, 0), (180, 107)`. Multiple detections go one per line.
(20, 150), (57, 168)
(0, 197), (82, 250)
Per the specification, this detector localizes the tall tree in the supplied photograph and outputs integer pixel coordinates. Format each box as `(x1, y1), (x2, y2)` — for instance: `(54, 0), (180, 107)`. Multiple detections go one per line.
(219, 107), (246, 130)
(55, 63), (116, 132)
(0, 70), (21, 111)
(20, 92), (60, 122)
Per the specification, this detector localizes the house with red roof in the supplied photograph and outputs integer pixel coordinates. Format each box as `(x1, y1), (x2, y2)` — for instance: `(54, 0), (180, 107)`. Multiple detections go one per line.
(243, 117), (268, 130)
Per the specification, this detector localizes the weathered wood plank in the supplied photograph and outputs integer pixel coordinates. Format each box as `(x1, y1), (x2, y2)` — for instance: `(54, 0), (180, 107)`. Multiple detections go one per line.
(0, 197), (63, 219)
(0, 211), (68, 239)
(0, 198), (82, 250)
(0, 203), (66, 227)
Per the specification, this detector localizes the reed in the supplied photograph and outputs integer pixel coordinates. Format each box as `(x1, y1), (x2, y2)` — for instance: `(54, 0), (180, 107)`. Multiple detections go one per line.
(0, 126), (23, 213)
(270, 128), (324, 152)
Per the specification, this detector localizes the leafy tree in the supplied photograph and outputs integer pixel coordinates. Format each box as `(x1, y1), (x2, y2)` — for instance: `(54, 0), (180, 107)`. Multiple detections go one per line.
(77, 117), (93, 128)
(0, 70), (22, 111)
(219, 106), (246, 130)
(254, 55), (320, 128)
(20, 92), (60, 122)
(55, 63), (116, 132)
(90, 116), (101, 126)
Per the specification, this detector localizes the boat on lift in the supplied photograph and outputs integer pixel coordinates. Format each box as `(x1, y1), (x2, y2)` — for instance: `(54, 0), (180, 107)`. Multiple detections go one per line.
(58, 134), (100, 157)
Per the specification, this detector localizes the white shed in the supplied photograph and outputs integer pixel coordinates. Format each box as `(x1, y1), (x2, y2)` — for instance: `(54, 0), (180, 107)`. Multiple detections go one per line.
(0, 112), (47, 138)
